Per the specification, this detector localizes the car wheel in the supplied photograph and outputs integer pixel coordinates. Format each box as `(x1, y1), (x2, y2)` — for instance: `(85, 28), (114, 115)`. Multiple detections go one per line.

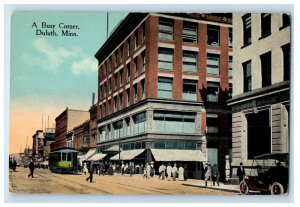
(239, 180), (249, 195)
(271, 182), (284, 195)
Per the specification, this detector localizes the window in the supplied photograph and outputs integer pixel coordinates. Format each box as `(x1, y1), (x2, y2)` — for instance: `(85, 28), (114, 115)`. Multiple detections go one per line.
(142, 22), (146, 43)
(207, 25), (220, 47)
(127, 89), (130, 107)
(141, 80), (146, 100)
(229, 56), (233, 78)
(282, 43), (290, 81)
(261, 13), (271, 37)
(119, 93), (123, 110)
(125, 117), (130, 136)
(260, 51), (272, 87)
(206, 114), (219, 134)
(158, 17), (173, 40)
(134, 58), (138, 78)
(243, 13), (252, 46)
(153, 111), (196, 134)
(103, 84), (106, 97)
(183, 51), (197, 72)
(127, 39), (130, 57)
(108, 100), (111, 114)
(62, 153), (66, 161)
(141, 51), (146, 72)
(107, 125), (111, 140)
(108, 59), (111, 74)
(228, 83), (233, 99)
(119, 69), (123, 87)
(183, 79), (197, 101)
(207, 82), (219, 102)
(113, 120), (123, 139)
(108, 78), (111, 93)
(158, 77), (173, 99)
(154, 140), (196, 150)
(229, 28), (232, 48)
(114, 96), (117, 112)
(127, 63), (130, 82)
(134, 84), (138, 103)
(158, 48), (173, 70)
(133, 112), (146, 134)
(207, 54), (220, 75)
(120, 45), (124, 62)
(282, 13), (290, 28)
(114, 52), (118, 66)
(114, 74), (118, 90)
(134, 30), (138, 49)
(183, 21), (198, 43)
(98, 126), (106, 142)
(243, 60), (252, 92)
(103, 63), (106, 76)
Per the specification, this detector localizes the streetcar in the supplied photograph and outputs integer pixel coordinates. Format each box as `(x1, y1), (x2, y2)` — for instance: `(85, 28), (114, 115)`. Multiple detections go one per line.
(49, 148), (78, 173)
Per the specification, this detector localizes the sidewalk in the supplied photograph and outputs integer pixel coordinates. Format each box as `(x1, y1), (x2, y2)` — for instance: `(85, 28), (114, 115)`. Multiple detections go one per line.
(183, 179), (240, 193)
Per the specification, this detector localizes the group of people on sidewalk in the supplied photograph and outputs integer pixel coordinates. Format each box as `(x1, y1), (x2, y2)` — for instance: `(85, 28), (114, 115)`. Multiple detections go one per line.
(157, 163), (186, 181)
(204, 162), (220, 187)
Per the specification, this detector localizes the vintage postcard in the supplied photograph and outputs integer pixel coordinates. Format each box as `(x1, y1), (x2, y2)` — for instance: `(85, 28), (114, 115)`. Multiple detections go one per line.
(8, 8), (291, 200)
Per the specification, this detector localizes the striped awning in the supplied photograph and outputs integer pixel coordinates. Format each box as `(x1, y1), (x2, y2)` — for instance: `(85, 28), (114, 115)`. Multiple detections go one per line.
(88, 153), (107, 161)
(110, 149), (145, 161)
(150, 149), (207, 162)
(79, 148), (96, 164)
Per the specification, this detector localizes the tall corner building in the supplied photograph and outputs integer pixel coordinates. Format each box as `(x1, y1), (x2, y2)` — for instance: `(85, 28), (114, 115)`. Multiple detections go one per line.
(95, 13), (232, 179)
(228, 13), (290, 175)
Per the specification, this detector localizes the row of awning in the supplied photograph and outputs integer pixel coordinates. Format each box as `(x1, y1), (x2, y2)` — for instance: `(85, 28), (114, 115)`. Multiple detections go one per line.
(79, 148), (207, 163)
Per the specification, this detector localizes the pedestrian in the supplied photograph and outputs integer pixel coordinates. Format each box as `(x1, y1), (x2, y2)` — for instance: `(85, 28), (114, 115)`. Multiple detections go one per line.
(150, 161), (155, 177)
(172, 163), (178, 181)
(178, 164), (184, 181)
(158, 163), (166, 180)
(86, 162), (94, 183)
(204, 162), (212, 187)
(128, 162), (134, 176)
(166, 163), (172, 181)
(28, 159), (35, 178)
(237, 162), (246, 183)
(146, 163), (151, 179)
(83, 162), (88, 175)
(212, 164), (220, 186)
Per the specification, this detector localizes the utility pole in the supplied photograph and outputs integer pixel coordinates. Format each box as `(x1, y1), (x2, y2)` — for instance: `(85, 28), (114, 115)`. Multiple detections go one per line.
(106, 12), (109, 39)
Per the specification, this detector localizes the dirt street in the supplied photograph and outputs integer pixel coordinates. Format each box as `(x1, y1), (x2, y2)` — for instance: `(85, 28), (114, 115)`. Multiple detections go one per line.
(9, 167), (235, 195)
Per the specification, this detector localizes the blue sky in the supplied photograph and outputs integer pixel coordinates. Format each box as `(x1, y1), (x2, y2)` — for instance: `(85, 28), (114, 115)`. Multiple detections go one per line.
(10, 12), (128, 153)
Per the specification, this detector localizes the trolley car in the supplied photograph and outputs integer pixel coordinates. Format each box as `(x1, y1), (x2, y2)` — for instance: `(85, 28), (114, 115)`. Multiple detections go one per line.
(49, 148), (78, 173)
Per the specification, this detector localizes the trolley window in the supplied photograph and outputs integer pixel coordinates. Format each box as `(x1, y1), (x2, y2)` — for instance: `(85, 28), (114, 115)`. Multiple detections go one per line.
(67, 153), (72, 161)
(62, 153), (66, 161)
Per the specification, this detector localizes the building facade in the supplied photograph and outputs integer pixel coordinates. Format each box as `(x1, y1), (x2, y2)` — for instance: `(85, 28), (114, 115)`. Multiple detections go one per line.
(228, 13), (290, 176)
(95, 13), (233, 179)
(32, 130), (44, 157)
(53, 108), (90, 150)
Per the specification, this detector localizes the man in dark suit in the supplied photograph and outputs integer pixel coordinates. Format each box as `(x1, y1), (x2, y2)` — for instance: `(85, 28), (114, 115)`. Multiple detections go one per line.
(28, 160), (35, 178)
(237, 162), (246, 182)
(86, 162), (94, 183)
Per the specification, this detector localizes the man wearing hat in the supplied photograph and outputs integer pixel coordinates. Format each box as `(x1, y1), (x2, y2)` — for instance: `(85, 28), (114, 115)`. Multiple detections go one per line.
(204, 162), (212, 187)
(237, 162), (246, 183)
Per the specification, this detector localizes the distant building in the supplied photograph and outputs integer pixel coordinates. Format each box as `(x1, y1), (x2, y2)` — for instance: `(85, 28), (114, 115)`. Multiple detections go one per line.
(95, 13), (232, 179)
(73, 120), (90, 154)
(43, 128), (55, 158)
(53, 108), (90, 150)
(32, 130), (44, 157)
(228, 13), (290, 175)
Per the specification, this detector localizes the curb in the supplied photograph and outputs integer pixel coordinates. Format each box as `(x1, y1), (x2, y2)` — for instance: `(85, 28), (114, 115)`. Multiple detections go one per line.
(182, 183), (240, 193)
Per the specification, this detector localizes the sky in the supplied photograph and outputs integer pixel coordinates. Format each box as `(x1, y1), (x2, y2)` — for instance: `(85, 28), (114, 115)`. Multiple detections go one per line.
(9, 12), (128, 154)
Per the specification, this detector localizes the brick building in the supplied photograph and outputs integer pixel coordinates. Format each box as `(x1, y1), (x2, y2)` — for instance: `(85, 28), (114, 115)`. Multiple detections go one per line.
(53, 108), (90, 150)
(95, 13), (232, 179)
(32, 130), (44, 157)
(228, 13), (290, 176)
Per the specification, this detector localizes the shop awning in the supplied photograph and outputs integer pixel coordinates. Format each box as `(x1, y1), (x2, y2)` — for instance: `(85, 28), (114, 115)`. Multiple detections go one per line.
(150, 149), (207, 162)
(103, 145), (122, 152)
(110, 149), (145, 161)
(88, 153), (107, 161)
(79, 148), (96, 163)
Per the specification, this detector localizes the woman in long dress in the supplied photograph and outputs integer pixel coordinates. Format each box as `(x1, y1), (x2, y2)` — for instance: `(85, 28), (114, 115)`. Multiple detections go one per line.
(178, 164), (184, 181)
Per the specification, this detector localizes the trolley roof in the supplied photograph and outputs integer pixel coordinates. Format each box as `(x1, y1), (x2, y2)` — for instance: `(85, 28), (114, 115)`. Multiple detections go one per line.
(49, 149), (78, 154)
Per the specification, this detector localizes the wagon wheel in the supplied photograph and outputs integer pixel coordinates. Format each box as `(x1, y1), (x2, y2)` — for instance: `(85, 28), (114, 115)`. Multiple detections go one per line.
(239, 180), (249, 195)
(271, 182), (284, 195)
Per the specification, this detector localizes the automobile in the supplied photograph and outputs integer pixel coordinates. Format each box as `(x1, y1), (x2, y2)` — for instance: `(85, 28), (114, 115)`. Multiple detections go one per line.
(239, 153), (289, 195)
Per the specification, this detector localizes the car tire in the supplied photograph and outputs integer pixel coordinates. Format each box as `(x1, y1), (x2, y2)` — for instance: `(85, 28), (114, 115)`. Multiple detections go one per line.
(271, 182), (284, 195)
(239, 180), (249, 195)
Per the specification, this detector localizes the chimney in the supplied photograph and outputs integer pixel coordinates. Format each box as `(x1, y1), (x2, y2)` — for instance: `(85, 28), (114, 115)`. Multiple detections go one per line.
(92, 92), (95, 106)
